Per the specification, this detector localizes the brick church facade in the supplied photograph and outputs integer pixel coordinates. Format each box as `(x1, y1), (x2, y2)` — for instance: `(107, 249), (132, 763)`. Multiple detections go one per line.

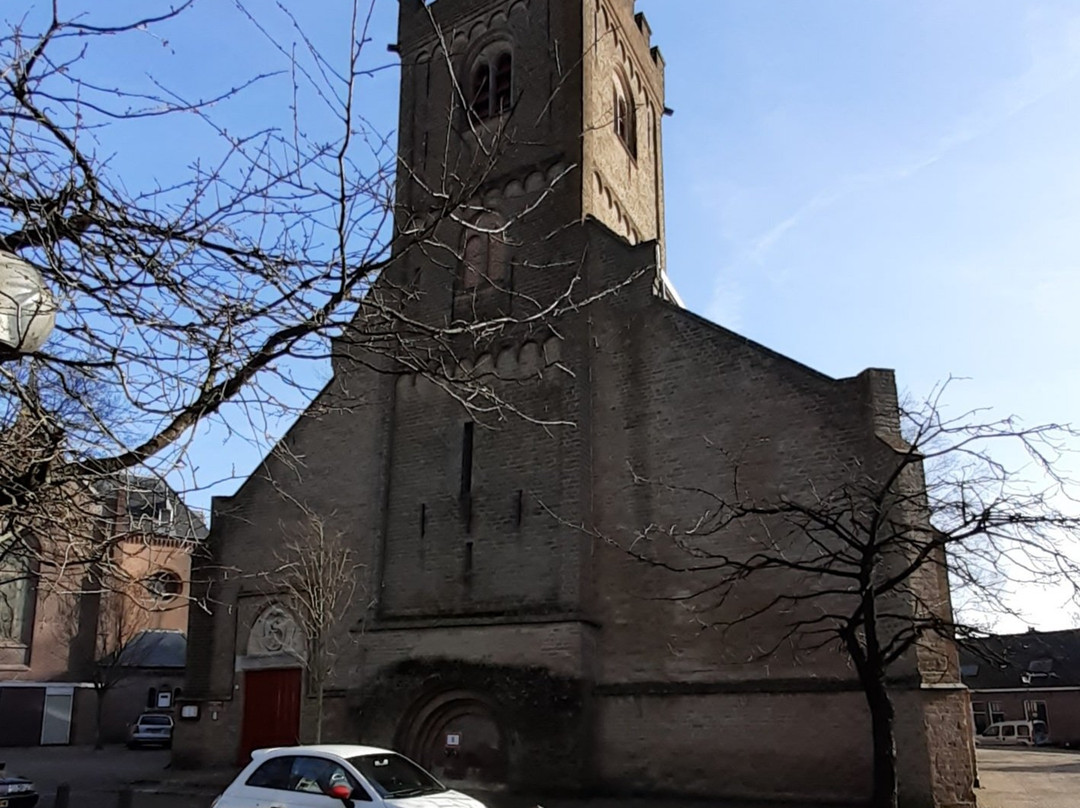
(174, 1), (976, 805)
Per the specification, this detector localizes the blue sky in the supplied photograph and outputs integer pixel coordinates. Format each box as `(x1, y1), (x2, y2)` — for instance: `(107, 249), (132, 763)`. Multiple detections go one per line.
(17, 1), (1080, 630)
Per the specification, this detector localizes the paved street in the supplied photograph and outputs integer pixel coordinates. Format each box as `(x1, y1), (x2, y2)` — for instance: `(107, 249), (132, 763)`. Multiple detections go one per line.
(0, 745), (215, 808)
(976, 747), (1080, 808)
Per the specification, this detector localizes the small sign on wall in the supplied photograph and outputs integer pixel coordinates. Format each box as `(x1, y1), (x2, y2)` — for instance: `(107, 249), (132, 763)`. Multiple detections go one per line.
(445, 733), (461, 747)
(180, 704), (199, 720)
(156, 690), (173, 709)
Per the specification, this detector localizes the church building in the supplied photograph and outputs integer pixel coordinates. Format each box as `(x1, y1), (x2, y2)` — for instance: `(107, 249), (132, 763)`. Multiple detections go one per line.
(174, 2), (976, 806)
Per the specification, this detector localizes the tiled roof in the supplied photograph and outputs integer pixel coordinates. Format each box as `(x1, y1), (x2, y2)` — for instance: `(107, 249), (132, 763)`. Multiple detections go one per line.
(117, 629), (187, 668)
(960, 629), (1080, 690)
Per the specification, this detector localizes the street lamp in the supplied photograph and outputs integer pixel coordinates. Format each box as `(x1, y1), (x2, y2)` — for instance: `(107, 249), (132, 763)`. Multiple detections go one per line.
(0, 252), (57, 357)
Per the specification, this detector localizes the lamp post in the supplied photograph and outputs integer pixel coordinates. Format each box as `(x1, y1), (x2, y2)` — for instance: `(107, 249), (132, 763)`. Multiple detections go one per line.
(0, 252), (57, 358)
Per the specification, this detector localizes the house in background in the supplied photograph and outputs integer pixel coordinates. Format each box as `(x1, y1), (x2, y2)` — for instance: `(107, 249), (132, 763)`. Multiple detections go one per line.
(0, 473), (205, 746)
(960, 628), (1080, 746)
(100, 628), (188, 743)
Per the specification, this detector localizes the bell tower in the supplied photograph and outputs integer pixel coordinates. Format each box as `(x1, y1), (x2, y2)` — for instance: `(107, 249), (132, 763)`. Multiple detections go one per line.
(393, 0), (668, 275)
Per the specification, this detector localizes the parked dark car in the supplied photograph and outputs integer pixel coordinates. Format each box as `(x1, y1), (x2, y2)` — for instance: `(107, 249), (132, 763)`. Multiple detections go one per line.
(126, 712), (174, 749)
(0, 762), (39, 808)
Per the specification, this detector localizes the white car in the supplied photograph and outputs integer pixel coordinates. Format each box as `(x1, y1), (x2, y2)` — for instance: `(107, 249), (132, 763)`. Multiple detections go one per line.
(211, 745), (488, 808)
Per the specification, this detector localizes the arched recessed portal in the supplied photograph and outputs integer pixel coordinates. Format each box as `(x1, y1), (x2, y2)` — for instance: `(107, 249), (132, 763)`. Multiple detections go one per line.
(396, 690), (507, 788)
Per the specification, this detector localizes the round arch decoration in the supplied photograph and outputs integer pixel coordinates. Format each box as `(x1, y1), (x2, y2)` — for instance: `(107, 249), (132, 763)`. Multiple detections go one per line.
(395, 689), (508, 787)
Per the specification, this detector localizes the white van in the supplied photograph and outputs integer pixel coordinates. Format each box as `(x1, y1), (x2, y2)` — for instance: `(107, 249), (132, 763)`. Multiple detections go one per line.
(978, 720), (1050, 746)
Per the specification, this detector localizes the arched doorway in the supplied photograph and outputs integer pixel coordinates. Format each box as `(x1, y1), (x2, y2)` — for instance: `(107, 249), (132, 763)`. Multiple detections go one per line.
(397, 690), (507, 789)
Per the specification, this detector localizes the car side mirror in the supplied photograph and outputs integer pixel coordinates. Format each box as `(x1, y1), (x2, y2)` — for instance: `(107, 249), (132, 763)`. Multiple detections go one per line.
(327, 784), (354, 806)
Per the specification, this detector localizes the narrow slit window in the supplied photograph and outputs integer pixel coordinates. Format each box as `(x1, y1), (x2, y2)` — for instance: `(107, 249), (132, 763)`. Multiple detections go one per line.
(460, 422), (474, 529)
(514, 490), (523, 527)
(460, 422), (474, 498)
(614, 78), (637, 157)
(419, 503), (427, 537)
(493, 52), (513, 113)
(464, 541), (474, 577)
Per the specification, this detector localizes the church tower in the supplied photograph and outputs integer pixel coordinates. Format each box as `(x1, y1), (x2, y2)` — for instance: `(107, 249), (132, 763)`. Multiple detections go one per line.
(392, 0), (670, 313)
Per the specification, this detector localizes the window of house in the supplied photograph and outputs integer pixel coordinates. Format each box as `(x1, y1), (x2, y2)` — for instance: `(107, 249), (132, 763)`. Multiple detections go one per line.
(1025, 700), (1049, 724)
(971, 701), (989, 733)
(469, 48), (513, 120)
(989, 702), (1006, 724)
(1028, 658), (1054, 674)
(0, 536), (35, 646)
(613, 75), (637, 157)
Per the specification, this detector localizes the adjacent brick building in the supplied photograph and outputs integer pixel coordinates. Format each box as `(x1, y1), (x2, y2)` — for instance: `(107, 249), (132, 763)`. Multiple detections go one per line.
(174, 2), (976, 806)
(0, 474), (205, 746)
(962, 628), (1080, 747)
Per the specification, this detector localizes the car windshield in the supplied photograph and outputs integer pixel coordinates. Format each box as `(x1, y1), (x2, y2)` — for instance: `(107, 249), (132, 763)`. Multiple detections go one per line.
(139, 715), (172, 726)
(347, 753), (445, 798)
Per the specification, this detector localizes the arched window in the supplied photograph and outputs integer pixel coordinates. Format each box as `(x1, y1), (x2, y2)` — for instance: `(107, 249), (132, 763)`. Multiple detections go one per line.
(469, 47), (513, 120)
(613, 75), (637, 157)
(0, 536), (35, 646)
(460, 214), (506, 291)
(463, 233), (488, 289)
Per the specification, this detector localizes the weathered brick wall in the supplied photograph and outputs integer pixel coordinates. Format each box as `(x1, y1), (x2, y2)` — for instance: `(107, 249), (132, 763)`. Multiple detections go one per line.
(586, 259), (873, 683)
(354, 622), (596, 682)
(595, 690), (872, 802)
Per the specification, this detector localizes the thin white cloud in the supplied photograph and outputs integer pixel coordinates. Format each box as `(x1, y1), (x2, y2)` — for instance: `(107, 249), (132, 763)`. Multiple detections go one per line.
(743, 8), (1080, 268)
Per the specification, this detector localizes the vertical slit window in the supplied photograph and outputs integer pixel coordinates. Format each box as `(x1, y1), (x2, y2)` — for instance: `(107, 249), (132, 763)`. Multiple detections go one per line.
(460, 422), (474, 529)
(419, 503), (427, 537)
(514, 490), (523, 528)
(614, 78), (637, 158)
(464, 541), (474, 578)
(494, 53), (513, 113)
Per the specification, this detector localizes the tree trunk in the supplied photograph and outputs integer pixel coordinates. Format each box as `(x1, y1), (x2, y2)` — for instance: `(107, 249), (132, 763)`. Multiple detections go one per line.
(315, 682), (324, 744)
(863, 670), (899, 808)
(846, 589), (900, 808)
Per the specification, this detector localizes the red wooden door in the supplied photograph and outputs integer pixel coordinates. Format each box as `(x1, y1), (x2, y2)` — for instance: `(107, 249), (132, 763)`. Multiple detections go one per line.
(238, 668), (302, 764)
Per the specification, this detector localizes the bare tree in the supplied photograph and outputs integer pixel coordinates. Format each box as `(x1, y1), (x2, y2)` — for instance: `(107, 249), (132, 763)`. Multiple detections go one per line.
(264, 507), (364, 744)
(603, 381), (1080, 808)
(1, 1), (639, 599)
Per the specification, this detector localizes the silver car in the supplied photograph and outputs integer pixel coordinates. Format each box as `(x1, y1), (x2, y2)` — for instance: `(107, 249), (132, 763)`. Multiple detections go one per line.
(126, 712), (174, 749)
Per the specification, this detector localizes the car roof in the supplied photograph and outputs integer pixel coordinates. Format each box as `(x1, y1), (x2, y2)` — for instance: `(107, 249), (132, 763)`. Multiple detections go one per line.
(251, 744), (394, 761)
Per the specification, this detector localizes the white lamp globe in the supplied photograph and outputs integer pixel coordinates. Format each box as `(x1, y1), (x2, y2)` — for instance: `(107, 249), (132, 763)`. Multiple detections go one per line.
(0, 252), (58, 354)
